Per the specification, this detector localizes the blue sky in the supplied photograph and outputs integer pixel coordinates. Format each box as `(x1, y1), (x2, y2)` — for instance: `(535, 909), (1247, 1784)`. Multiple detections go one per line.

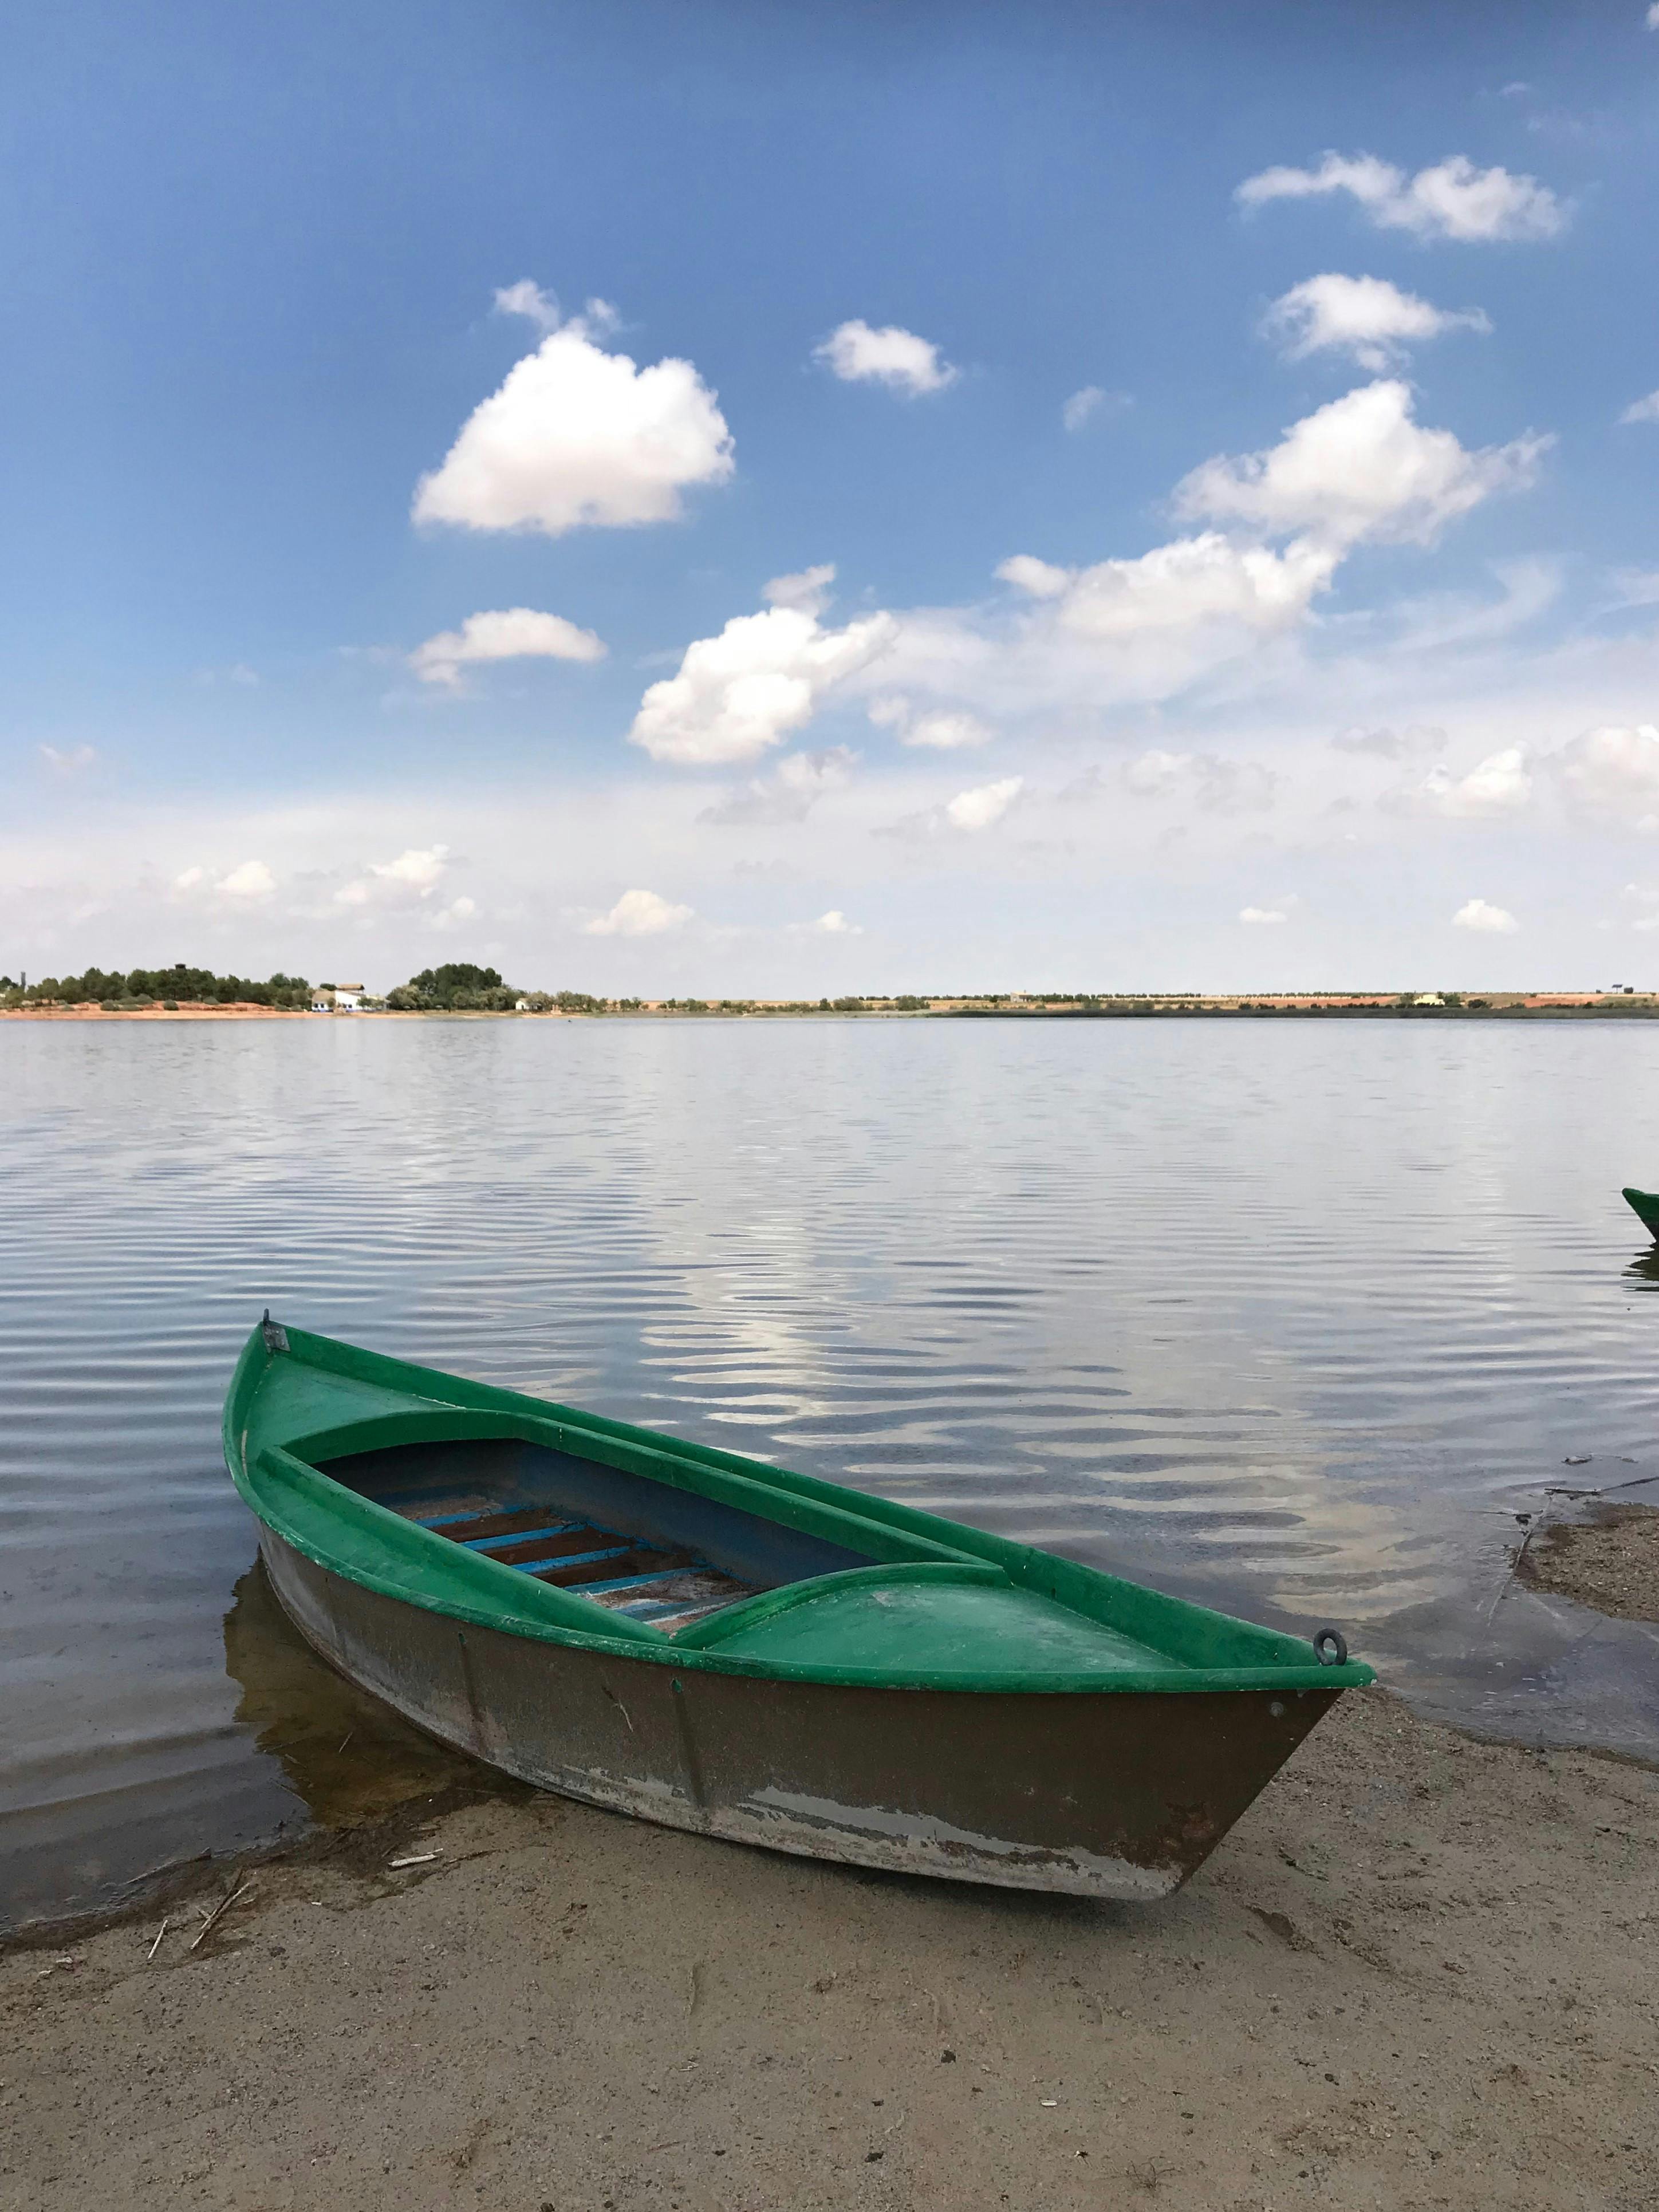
(5, 0), (1659, 991)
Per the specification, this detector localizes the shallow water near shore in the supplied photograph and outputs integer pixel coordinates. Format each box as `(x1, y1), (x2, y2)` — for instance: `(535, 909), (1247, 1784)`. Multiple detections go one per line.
(4, 1015), (1659, 1931)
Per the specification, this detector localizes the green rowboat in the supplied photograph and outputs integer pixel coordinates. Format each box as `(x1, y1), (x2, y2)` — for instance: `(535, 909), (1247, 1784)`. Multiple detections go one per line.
(224, 1318), (1372, 1898)
(1624, 1187), (1659, 1238)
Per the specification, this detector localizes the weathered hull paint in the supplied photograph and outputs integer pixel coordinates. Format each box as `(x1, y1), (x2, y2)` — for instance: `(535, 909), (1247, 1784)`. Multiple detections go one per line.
(260, 1529), (1338, 1899)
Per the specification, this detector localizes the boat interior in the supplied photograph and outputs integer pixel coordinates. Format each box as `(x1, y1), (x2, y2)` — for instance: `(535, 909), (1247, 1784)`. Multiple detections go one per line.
(320, 1433), (882, 1634)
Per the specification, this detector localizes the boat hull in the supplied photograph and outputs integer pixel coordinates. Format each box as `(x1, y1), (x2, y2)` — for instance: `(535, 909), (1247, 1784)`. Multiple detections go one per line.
(1624, 1186), (1659, 1238)
(260, 1527), (1339, 1899)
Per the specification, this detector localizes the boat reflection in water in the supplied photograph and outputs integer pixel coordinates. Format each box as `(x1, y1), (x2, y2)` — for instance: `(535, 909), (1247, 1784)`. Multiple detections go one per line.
(223, 1558), (514, 1833)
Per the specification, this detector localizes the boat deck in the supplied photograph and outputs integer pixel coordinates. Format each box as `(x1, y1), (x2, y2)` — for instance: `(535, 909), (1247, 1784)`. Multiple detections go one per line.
(361, 1477), (759, 1631)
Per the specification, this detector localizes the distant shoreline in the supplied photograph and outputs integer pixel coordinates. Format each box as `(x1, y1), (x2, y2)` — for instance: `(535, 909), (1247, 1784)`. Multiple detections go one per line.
(4, 995), (1658, 1023)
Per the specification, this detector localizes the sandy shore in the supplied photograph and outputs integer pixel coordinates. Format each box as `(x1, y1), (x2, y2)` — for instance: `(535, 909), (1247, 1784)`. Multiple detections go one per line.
(1522, 1501), (1659, 1624)
(5, 1687), (1654, 2211)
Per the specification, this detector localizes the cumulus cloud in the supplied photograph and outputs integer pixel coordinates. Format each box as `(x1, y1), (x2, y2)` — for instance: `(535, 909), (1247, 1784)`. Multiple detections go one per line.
(430, 896), (478, 930)
(1555, 724), (1659, 816)
(336, 845), (451, 906)
(814, 320), (958, 396)
(626, 387), (1547, 779)
(492, 279), (563, 331)
(1649, 4), (1659, 27)
(1240, 904), (1291, 924)
(1122, 750), (1280, 814)
(218, 861), (276, 899)
(867, 697), (991, 750)
(1263, 274), (1489, 370)
(1173, 380), (1547, 550)
(1235, 152), (1566, 242)
(999, 532), (1341, 646)
(763, 563), (837, 615)
(410, 608), (606, 688)
(1453, 897), (1519, 933)
(209, 861), (276, 900)
(945, 776), (1024, 831)
(1394, 748), (1533, 818)
(583, 888), (693, 937)
(874, 775), (1024, 842)
(1620, 391), (1659, 426)
(628, 602), (896, 767)
(802, 910), (862, 935)
(413, 303), (734, 536)
(698, 747), (857, 827)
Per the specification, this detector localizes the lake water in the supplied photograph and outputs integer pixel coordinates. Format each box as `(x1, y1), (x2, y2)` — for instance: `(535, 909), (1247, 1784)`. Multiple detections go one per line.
(5, 1015), (1659, 1930)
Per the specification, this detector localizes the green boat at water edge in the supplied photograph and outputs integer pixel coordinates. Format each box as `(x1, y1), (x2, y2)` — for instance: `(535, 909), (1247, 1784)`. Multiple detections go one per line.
(1624, 1188), (1659, 1238)
(224, 1317), (1373, 1899)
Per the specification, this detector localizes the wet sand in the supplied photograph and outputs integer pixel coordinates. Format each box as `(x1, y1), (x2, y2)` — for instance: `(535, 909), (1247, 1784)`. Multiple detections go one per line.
(1521, 1500), (1659, 1624)
(5, 1687), (1656, 2212)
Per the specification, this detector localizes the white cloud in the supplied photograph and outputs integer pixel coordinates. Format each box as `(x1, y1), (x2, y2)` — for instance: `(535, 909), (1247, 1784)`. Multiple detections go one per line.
(1649, 3), (1659, 27)
(945, 776), (1023, 831)
(1240, 905), (1290, 924)
(336, 845), (451, 906)
(1402, 747), (1533, 817)
(370, 846), (448, 890)
(1453, 897), (1519, 933)
(492, 279), (562, 332)
(877, 775), (1026, 842)
(628, 603), (896, 767)
(1263, 274), (1489, 370)
(1555, 724), (1659, 814)
(1173, 380), (1547, 550)
(584, 888), (693, 936)
(867, 697), (991, 750)
(410, 608), (606, 688)
(813, 320), (958, 396)
(856, 386), (1548, 734)
(413, 307), (734, 536)
(1000, 532), (1339, 642)
(1622, 884), (1659, 931)
(39, 744), (97, 775)
(172, 866), (204, 892)
(698, 747), (857, 826)
(431, 896), (478, 931)
(1619, 391), (1659, 425)
(806, 910), (861, 935)
(1061, 386), (1128, 432)
(215, 860), (276, 900)
(763, 563), (838, 616)
(1235, 152), (1566, 242)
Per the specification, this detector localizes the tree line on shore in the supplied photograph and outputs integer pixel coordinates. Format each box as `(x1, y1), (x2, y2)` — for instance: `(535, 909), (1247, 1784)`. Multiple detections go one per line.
(5, 964), (1639, 1018)
(1, 963), (313, 1008)
(0, 960), (614, 1012)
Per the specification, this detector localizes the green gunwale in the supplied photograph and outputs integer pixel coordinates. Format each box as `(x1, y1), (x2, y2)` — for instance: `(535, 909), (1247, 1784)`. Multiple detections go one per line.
(224, 1320), (1374, 1696)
